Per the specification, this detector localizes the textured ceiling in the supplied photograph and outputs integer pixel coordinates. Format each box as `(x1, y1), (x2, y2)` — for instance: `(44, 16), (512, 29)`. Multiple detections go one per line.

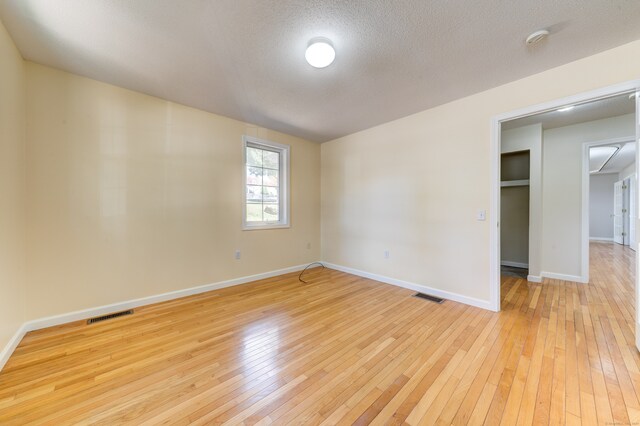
(503, 92), (636, 131)
(2, 1), (640, 142)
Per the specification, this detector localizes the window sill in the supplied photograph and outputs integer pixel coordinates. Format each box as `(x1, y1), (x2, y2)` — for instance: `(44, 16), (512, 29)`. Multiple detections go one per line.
(242, 223), (291, 231)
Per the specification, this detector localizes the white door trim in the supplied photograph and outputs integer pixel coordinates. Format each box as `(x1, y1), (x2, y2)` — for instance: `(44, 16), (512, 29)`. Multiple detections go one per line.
(635, 88), (640, 352)
(630, 174), (637, 250)
(490, 79), (640, 312)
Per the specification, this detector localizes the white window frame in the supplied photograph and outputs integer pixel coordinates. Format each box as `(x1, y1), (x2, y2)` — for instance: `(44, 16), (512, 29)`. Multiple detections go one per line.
(242, 135), (290, 230)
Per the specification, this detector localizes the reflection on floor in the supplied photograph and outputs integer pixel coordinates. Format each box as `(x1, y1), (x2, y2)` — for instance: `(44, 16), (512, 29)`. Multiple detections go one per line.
(0, 242), (636, 424)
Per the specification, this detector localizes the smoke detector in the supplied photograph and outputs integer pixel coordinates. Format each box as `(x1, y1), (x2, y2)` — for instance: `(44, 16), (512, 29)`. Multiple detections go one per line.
(526, 29), (549, 46)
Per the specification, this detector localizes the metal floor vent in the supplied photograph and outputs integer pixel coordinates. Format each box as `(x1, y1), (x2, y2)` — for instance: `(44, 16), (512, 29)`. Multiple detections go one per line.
(87, 309), (133, 324)
(413, 293), (445, 304)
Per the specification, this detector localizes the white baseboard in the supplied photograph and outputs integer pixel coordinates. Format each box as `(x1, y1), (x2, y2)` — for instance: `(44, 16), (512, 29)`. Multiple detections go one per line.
(0, 262), (318, 373)
(501, 261), (529, 269)
(590, 237), (614, 242)
(25, 263), (317, 332)
(322, 262), (494, 311)
(540, 271), (588, 284)
(0, 324), (28, 372)
(527, 275), (542, 283)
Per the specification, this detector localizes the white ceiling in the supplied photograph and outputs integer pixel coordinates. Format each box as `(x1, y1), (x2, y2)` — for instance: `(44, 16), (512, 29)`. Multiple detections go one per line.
(503, 93), (636, 131)
(590, 142), (636, 175)
(2, 1), (640, 142)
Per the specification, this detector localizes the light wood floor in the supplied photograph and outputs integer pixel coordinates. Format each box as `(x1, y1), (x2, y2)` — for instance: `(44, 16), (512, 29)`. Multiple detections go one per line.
(0, 242), (637, 425)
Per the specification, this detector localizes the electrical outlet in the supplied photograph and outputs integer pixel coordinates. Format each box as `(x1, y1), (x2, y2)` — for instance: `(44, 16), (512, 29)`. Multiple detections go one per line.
(235, 250), (241, 260)
(384, 250), (390, 259)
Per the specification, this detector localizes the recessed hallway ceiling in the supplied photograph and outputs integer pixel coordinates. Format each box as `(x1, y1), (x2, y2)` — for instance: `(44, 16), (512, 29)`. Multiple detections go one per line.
(1, 0), (639, 142)
(503, 92), (636, 131)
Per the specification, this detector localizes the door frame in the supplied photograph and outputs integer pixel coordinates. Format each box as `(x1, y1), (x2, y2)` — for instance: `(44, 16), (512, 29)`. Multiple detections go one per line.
(624, 177), (632, 246)
(628, 173), (637, 249)
(489, 79), (640, 312)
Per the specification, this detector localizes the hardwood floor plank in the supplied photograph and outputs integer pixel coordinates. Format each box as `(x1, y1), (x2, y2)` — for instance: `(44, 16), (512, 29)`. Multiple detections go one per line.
(0, 242), (637, 424)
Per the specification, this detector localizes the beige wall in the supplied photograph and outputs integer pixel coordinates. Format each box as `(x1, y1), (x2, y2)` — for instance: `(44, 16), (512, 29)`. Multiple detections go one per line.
(2, 22), (640, 328)
(541, 114), (634, 279)
(0, 21), (26, 348)
(322, 40), (640, 304)
(25, 63), (320, 319)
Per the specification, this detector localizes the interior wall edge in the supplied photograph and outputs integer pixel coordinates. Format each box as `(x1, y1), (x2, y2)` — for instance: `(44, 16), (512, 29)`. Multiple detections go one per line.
(322, 262), (495, 312)
(0, 324), (27, 373)
(0, 14), (27, 358)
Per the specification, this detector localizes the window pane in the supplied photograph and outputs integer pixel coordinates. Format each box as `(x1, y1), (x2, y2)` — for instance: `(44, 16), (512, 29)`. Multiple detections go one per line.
(246, 147), (263, 167)
(247, 166), (262, 185)
(263, 186), (278, 203)
(263, 150), (279, 169)
(246, 203), (263, 222)
(243, 139), (288, 228)
(263, 204), (279, 221)
(263, 168), (279, 187)
(246, 185), (263, 202)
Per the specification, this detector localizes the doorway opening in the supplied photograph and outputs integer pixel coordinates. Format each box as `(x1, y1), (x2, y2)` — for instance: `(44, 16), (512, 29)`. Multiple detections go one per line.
(500, 150), (530, 280)
(489, 81), (640, 347)
(587, 138), (636, 249)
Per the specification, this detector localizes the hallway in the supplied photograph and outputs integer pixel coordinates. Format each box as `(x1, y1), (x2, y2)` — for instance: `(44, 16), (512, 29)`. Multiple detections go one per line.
(497, 241), (637, 425)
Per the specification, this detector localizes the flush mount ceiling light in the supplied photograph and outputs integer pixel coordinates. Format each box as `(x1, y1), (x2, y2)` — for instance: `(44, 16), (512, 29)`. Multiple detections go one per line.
(526, 29), (549, 45)
(305, 38), (335, 68)
(557, 105), (575, 112)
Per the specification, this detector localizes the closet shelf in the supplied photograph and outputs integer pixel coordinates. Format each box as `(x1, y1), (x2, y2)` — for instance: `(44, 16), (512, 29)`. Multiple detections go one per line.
(501, 179), (530, 187)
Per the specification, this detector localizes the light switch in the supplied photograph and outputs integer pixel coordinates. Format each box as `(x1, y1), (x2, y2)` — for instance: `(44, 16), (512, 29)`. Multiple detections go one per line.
(477, 210), (486, 221)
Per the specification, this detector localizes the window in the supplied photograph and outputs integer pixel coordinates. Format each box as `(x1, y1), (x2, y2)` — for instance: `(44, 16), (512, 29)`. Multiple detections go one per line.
(243, 136), (290, 229)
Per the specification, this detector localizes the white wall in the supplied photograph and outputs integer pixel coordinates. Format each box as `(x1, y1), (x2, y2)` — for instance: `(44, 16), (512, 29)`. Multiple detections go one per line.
(542, 114), (634, 279)
(620, 161), (637, 180)
(322, 40), (640, 307)
(501, 124), (542, 275)
(589, 174), (618, 240)
(0, 19), (26, 353)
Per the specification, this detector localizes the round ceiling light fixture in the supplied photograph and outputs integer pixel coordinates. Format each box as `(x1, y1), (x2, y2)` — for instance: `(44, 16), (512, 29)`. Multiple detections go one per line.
(526, 29), (549, 46)
(305, 38), (335, 68)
